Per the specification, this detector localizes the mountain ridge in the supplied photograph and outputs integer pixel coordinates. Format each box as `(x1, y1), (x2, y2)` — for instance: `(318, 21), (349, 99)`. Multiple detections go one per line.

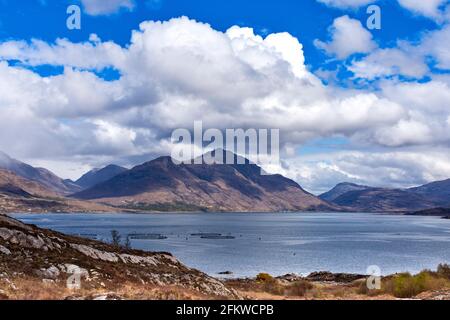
(75, 164), (128, 190)
(0, 151), (81, 195)
(321, 179), (450, 212)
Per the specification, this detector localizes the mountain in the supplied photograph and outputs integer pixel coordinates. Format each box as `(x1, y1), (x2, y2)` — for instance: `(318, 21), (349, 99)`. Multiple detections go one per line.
(75, 165), (128, 189)
(408, 179), (450, 207)
(73, 150), (336, 212)
(321, 178), (450, 212)
(319, 182), (371, 202)
(329, 187), (437, 212)
(0, 151), (81, 195)
(0, 169), (57, 198)
(0, 169), (116, 214)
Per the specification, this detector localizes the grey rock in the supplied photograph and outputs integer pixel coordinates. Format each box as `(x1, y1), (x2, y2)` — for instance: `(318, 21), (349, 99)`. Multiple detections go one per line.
(0, 245), (11, 255)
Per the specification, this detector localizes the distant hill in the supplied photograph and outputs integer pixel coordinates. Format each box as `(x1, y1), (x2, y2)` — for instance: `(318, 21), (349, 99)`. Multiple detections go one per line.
(321, 178), (450, 212)
(319, 182), (371, 202)
(75, 165), (127, 189)
(408, 179), (450, 207)
(330, 187), (437, 212)
(0, 169), (57, 198)
(0, 151), (81, 195)
(0, 169), (118, 214)
(73, 150), (337, 212)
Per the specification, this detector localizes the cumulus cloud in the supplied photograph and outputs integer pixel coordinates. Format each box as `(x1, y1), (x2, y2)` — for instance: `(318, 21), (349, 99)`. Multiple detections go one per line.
(420, 24), (450, 69)
(314, 15), (377, 59)
(80, 0), (135, 16)
(0, 17), (449, 189)
(348, 46), (428, 80)
(347, 23), (450, 80)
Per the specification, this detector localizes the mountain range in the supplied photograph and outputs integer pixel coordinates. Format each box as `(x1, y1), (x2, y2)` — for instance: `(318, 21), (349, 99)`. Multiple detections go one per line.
(1, 150), (450, 214)
(73, 150), (335, 212)
(319, 181), (450, 213)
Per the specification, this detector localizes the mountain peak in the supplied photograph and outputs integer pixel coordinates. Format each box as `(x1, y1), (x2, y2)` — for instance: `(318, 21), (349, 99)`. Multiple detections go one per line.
(75, 164), (128, 190)
(320, 182), (371, 202)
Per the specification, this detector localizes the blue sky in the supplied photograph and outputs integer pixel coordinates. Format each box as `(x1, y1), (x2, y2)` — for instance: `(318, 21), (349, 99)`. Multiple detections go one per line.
(0, 0), (440, 75)
(1, 0), (450, 194)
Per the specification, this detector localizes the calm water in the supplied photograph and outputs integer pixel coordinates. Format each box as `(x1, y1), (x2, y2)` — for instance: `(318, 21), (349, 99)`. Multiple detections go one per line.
(12, 212), (450, 278)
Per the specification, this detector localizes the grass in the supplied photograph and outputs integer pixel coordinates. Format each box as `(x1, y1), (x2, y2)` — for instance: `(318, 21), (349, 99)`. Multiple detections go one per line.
(0, 276), (209, 300)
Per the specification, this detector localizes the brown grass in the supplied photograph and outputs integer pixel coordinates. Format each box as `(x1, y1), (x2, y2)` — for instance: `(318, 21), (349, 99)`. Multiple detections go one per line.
(0, 276), (210, 300)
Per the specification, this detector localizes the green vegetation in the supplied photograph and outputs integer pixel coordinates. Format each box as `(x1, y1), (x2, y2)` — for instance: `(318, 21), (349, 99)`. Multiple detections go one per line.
(360, 266), (450, 298)
(385, 271), (449, 298)
(256, 273), (274, 282)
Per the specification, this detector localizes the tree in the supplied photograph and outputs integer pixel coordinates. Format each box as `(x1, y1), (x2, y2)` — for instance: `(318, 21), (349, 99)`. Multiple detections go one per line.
(111, 230), (122, 247)
(124, 236), (132, 250)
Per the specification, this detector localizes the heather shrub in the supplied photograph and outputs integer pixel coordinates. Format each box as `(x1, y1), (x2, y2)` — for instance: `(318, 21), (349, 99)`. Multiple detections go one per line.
(384, 271), (449, 298)
(256, 273), (274, 282)
(437, 264), (450, 280)
(255, 273), (284, 295)
(285, 280), (313, 297)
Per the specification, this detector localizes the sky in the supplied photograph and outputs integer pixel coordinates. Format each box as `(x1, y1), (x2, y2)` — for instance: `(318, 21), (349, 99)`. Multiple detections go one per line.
(1, 0), (450, 194)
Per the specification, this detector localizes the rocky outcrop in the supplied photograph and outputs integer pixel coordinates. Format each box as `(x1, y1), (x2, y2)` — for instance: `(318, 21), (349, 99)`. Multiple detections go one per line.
(0, 214), (239, 299)
(305, 271), (366, 283)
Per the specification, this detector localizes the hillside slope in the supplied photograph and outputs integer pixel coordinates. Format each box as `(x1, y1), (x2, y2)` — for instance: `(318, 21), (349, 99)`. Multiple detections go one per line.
(75, 165), (128, 190)
(0, 151), (80, 195)
(0, 214), (238, 299)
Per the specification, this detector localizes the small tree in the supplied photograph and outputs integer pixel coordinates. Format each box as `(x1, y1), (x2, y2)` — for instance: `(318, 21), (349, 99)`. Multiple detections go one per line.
(124, 236), (132, 250)
(111, 230), (122, 247)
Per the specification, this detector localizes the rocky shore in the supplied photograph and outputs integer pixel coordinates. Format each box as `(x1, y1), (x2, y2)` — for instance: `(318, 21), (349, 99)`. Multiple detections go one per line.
(0, 214), (239, 300)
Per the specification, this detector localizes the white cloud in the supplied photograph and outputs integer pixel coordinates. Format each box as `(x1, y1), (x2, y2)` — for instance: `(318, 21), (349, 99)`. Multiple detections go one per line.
(0, 16), (450, 190)
(80, 0), (135, 15)
(397, 0), (448, 19)
(317, 0), (449, 22)
(348, 47), (429, 80)
(420, 25), (450, 69)
(93, 120), (137, 154)
(316, 0), (375, 9)
(347, 24), (450, 80)
(314, 15), (377, 59)
(0, 37), (126, 70)
(281, 149), (450, 194)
